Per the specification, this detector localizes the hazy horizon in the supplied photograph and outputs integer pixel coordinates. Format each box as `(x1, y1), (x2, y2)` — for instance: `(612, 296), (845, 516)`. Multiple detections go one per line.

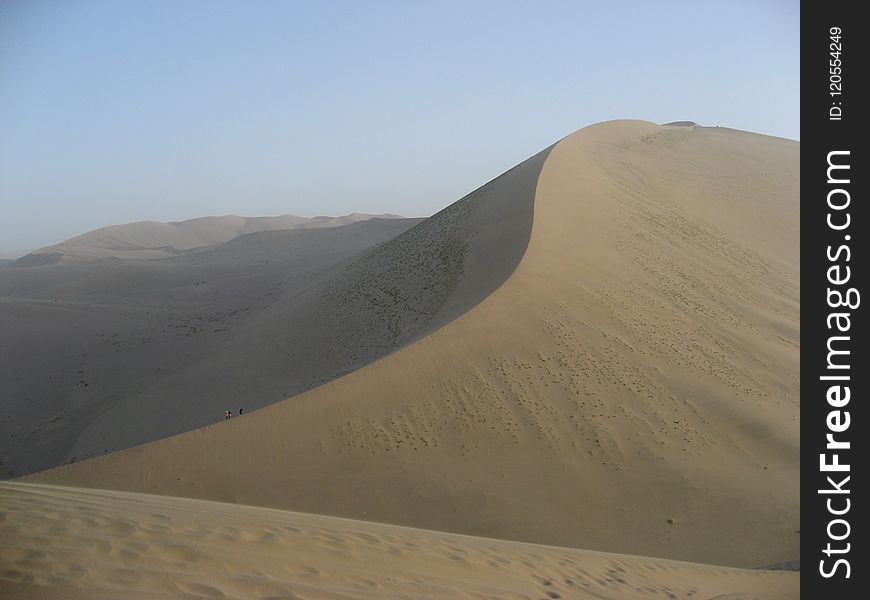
(0, 0), (799, 258)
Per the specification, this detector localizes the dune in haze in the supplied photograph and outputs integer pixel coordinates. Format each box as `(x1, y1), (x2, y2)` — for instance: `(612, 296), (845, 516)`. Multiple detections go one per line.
(0, 482), (798, 599)
(24, 120), (800, 573)
(12, 213), (404, 264)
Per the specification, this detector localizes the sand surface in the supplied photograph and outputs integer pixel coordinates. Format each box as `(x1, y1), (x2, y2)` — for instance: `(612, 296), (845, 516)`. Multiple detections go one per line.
(25, 121), (799, 568)
(0, 481), (798, 599)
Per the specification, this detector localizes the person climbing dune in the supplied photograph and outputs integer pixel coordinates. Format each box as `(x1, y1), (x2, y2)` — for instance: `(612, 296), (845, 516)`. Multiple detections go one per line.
(224, 409), (232, 420)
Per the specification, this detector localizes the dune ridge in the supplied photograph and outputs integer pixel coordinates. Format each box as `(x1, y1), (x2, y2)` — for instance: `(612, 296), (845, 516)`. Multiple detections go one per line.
(14, 213), (404, 264)
(0, 481), (799, 600)
(23, 120), (799, 569)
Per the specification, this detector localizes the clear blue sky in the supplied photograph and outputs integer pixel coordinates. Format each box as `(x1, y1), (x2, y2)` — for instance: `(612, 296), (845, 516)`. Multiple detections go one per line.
(0, 0), (799, 257)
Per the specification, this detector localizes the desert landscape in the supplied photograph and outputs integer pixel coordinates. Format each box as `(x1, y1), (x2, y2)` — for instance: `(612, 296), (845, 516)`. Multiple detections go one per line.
(0, 120), (799, 598)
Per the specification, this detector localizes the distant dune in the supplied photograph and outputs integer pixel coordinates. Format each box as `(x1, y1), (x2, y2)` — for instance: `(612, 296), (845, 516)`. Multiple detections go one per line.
(24, 120), (799, 571)
(13, 213), (403, 264)
(0, 482), (799, 599)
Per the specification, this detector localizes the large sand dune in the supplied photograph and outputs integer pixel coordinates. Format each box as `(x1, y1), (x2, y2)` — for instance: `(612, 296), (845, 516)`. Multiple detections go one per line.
(22, 121), (799, 569)
(2, 146), (548, 477)
(0, 482), (798, 599)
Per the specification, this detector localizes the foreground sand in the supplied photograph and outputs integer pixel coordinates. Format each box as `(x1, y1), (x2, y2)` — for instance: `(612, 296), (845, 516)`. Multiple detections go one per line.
(25, 121), (799, 567)
(0, 482), (798, 600)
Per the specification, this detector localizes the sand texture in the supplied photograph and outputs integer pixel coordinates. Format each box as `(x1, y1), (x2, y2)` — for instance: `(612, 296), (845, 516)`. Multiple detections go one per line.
(24, 121), (799, 569)
(0, 482), (799, 599)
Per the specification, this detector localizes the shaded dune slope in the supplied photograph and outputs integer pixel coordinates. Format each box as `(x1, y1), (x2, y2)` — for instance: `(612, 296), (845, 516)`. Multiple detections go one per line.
(59, 145), (550, 466)
(0, 482), (799, 600)
(26, 121), (799, 568)
(1, 219), (421, 476)
(274, 144), (553, 387)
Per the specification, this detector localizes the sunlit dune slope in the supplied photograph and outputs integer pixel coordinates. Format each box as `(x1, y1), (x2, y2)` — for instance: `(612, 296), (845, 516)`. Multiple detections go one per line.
(0, 482), (799, 600)
(25, 121), (799, 567)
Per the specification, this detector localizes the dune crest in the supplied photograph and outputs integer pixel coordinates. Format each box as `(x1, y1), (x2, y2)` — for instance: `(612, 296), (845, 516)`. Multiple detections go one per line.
(24, 120), (799, 568)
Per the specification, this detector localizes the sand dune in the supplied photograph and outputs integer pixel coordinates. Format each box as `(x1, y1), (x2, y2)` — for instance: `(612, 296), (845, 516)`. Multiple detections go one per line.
(2, 143), (548, 478)
(0, 218), (422, 476)
(0, 481), (798, 599)
(13, 213), (403, 264)
(25, 121), (799, 568)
